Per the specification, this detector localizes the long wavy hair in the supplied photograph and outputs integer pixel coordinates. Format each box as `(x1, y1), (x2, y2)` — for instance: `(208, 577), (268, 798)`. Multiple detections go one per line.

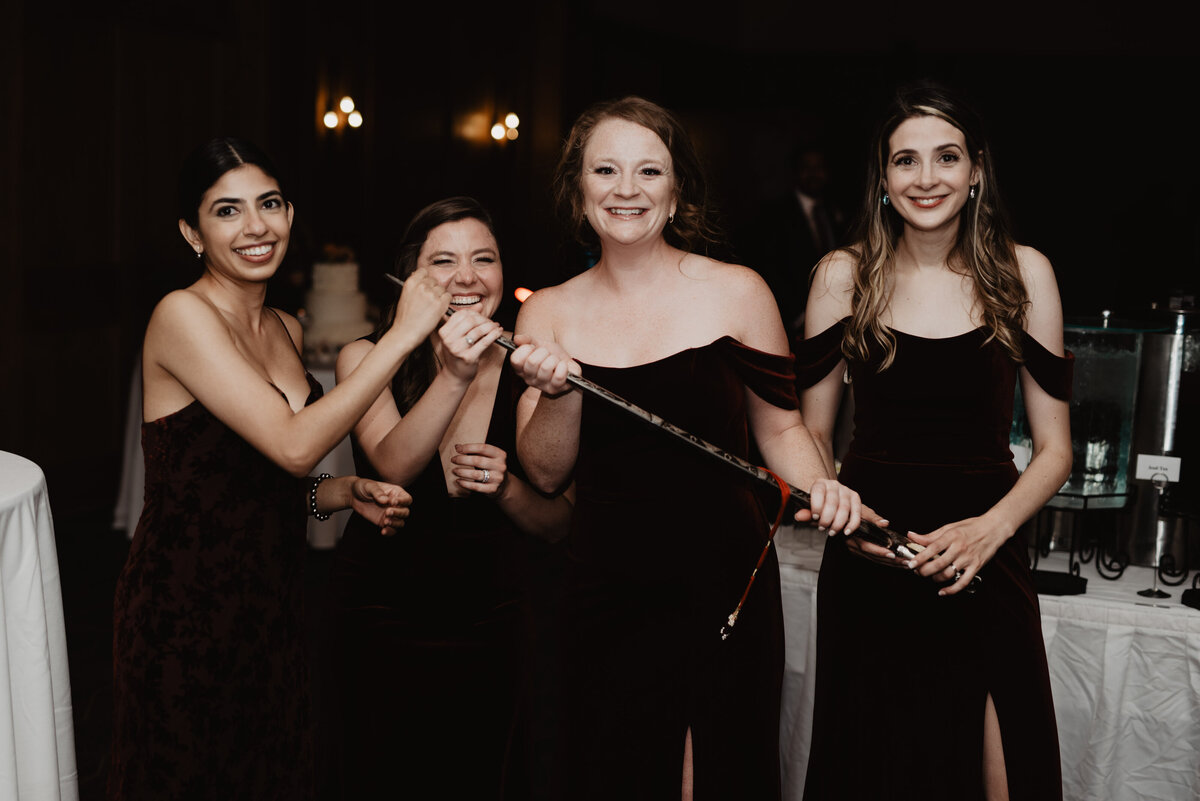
(553, 95), (722, 255)
(377, 196), (501, 414)
(844, 81), (1027, 370)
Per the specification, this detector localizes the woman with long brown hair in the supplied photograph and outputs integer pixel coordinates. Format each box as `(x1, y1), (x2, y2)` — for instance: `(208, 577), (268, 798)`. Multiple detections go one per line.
(798, 81), (1072, 801)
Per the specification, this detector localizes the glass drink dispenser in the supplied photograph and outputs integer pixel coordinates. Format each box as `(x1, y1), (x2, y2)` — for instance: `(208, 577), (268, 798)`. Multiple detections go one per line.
(1012, 315), (1142, 509)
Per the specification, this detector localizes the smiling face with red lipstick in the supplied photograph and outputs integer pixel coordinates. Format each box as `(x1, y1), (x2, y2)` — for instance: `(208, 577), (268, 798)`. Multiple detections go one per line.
(883, 114), (979, 236)
(180, 164), (294, 284)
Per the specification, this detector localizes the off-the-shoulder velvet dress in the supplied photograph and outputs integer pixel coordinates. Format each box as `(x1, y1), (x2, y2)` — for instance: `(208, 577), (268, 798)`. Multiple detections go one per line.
(562, 337), (795, 800)
(110, 374), (322, 800)
(796, 320), (1072, 801)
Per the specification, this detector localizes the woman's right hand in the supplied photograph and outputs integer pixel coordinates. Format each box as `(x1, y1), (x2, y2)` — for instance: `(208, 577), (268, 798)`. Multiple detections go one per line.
(385, 267), (450, 345)
(509, 334), (580, 396)
(438, 309), (502, 382)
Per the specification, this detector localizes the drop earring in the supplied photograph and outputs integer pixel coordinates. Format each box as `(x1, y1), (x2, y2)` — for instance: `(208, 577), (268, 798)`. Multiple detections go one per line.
(882, 192), (890, 206)
(668, 211), (675, 224)
(969, 185), (977, 199)
(195, 249), (203, 259)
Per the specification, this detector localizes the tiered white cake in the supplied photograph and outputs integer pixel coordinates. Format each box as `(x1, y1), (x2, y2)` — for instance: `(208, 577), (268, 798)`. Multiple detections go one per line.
(304, 254), (374, 365)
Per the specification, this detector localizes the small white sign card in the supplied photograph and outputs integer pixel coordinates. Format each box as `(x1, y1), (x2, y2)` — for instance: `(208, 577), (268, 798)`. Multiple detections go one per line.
(1135, 454), (1182, 483)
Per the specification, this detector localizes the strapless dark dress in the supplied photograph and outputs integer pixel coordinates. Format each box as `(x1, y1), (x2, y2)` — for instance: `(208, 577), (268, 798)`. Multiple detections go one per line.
(561, 337), (795, 801)
(109, 374), (321, 801)
(797, 321), (1072, 801)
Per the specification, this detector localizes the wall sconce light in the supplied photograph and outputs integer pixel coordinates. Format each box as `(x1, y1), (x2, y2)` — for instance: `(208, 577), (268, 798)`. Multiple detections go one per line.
(491, 112), (520, 142)
(324, 95), (363, 130)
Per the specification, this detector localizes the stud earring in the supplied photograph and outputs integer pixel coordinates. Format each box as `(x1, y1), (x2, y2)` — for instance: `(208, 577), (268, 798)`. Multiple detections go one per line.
(882, 192), (890, 206)
(969, 185), (977, 199)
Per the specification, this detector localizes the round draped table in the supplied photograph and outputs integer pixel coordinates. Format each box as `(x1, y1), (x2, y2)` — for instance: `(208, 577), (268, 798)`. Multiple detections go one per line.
(0, 451), (78, 801)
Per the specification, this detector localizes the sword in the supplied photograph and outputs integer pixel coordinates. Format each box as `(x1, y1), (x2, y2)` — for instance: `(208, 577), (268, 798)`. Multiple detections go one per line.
(386, 274), (981, 633)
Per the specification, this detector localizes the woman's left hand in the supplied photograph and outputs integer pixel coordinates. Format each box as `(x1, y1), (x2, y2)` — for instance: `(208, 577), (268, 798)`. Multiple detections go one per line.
(793, 478), (865, 535)
(438, 310), (503, 382)
(451, 443), (508, 497)
(905, 514), (1012, 596)
(350, 478), (413, 536)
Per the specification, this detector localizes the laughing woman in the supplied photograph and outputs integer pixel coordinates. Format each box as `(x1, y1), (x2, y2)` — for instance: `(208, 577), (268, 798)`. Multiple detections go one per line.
(109, 138), (448, 801)
(326, 197), (572, 799)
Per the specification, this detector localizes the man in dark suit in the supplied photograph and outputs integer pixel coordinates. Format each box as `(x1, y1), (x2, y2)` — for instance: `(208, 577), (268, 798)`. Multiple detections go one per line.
(738, 146), (847, 337)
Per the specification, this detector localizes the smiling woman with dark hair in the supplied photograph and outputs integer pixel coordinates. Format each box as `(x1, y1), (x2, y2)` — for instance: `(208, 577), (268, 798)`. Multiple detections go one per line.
(108, 137), (448, 801)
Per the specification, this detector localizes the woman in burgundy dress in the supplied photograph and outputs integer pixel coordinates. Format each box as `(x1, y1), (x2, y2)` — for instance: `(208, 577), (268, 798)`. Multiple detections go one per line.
(326, 197), (572, 799)
(109, 138), (449, 800)
(508, 97), (868, 800)
(798, 82), (1072, 801)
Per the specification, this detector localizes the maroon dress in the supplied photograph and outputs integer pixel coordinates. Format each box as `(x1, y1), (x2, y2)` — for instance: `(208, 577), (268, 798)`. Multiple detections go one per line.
(562, 337), (793, 801)
(797, 321), (1072, 801)
(109, 375), (321, 801)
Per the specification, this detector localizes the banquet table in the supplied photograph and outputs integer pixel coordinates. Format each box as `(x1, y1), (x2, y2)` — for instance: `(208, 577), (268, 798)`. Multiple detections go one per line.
(114, 364), (354, 548)
(774, 526), (1200, 801)
(0, 452), (78, 801)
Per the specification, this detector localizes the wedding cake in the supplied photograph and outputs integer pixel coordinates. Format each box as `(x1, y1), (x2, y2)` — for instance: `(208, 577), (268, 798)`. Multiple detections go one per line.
(303, 246), (374, 366)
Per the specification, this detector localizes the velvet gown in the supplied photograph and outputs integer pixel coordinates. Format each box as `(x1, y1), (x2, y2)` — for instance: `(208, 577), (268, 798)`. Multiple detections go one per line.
(325, 355), (531, 799)
(797, 320), (1072, 801)
(110, 373), (321, 800)
(561, 337), (793, 801)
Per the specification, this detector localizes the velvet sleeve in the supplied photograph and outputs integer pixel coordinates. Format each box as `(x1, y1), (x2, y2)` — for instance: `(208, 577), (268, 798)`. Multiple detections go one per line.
(718, 337), (799, 411)
(790, 317), (848, 389)
(1020, 332), (1074, 401)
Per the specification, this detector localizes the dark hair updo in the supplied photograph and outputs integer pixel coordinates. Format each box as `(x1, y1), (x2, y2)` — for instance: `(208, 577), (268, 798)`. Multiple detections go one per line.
(177, 137), (284, 228)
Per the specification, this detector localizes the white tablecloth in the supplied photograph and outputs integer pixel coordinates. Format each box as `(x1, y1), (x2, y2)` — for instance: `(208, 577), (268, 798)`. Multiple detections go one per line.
(0, 452), (78, 801)
(775, 530), (1200, 801)
(114, 365), (355, 549)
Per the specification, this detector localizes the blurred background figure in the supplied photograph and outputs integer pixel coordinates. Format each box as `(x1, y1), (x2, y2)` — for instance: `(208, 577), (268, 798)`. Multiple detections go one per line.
(738, 144), (848, 337)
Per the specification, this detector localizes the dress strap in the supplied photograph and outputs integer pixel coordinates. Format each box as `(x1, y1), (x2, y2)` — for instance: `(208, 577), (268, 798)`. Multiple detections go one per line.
(791, 317), (848, 389)
(266, 307), (304, 360)
(1020, 332), (1074, 401)
(718, 337), (799, 410)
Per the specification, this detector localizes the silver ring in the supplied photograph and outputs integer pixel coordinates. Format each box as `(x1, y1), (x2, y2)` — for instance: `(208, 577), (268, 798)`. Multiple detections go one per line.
(481, 469), (490, 484)
(466, 335), (476, 346)
(953, 568), (964, 582)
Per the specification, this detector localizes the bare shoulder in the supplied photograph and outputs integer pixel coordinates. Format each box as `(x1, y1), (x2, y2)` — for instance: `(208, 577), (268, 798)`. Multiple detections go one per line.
(335, 337), (374, 381)
(514, 273), (588, 336)
(804, 248), (857, 334)
(810, 248), (857, 297)
(1014, 244), (1057, 295)
(1014, 245), (1064, 351)
(691, 256), (773, 304)
(146, 288), (224, 341)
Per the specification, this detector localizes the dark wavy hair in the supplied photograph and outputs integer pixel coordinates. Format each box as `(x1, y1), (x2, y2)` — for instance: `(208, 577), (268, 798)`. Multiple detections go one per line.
(844, 80), (1027, 370)
(177, 137), (284, 228)
(553, 96), (721, 255)
(378, 196), (501, 414)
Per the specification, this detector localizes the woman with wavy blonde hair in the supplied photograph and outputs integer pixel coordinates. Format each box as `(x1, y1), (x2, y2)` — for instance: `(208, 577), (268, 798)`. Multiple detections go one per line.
(798, 82), (1072, 800)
